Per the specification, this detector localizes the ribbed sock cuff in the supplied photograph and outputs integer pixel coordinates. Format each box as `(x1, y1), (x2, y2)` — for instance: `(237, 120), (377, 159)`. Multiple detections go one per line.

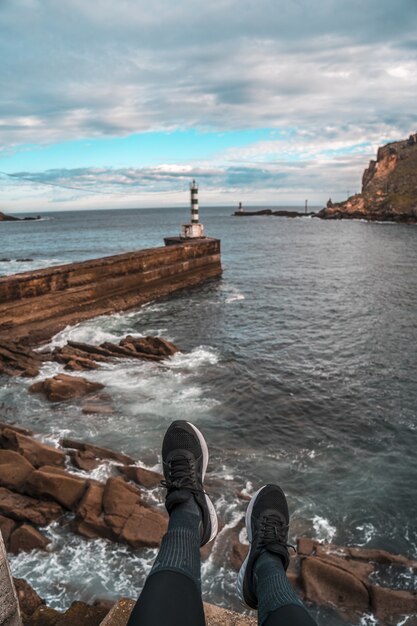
(149, 512), (202, 588)
(255, 551), (304, 626)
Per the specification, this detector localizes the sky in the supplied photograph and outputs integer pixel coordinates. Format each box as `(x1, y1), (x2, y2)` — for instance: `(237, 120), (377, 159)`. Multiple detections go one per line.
(1, 0), (417, 212)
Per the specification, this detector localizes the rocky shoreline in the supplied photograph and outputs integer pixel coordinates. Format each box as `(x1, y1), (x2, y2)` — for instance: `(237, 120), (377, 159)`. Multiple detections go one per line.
(234, 209), (314, 217)
(1, 336), (417, 624)
(0, 420), (416, 625)
(316, 133), (417, 223)
(0, 211), (41, 222)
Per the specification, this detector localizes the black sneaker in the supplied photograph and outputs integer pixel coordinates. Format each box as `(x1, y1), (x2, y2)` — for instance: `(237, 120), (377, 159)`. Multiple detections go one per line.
(237, 484), (293, 609)
(161, 420), (218, 546)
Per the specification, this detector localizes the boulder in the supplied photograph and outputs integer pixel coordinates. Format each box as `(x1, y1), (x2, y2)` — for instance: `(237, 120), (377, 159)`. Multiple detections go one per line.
(24, 604), (62, 625)
(119, 335), (179, 358)
(301, 556), (370, 616)
(9, 524), (50, 553)
(0, 341), (41, 377)
(370, 585), (417, 624)
(54, 601), (109, 626)
(61, 438), (135, 465)
(99, 598), (135, 626)
(69, 449), (101, 472)
(25, 466), (88, 509)
(73, 482), (115, 540)
(0, 486), (63, 525)
(0, 429), (65, 468)
(204, 602), (257, 626)
(102, 477), (141, 536)
(121, 504), (167, 548)
(64, 358), (99, 371)
(0, 514), (17, 545)
(0, 449), (34, 490)
(118, 465), (163, 489)
(29, 373), (104, 402)
(13, 577), (44, 619)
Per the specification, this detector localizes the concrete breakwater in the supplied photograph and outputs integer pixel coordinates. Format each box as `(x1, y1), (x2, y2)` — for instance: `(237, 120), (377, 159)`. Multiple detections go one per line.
(0, 238), (221, 345)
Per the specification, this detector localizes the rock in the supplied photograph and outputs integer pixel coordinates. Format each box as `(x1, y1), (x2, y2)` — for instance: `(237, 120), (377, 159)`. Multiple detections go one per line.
(9, 524), (50, 553)
(0, 486), (63, 525)
(0, 514), (17, 546)
(0, 258), (11, 262)
(16, 258), (33, 262)
(56, 601), (109, 626)
(370, 585), (417, 624)
(64, 358), (99, 371)
(230, 540), (248, 572)
(81, 399), (113, 415)
(29, 373), (104, 402)
(72, 482), (114, 541)
(13, 577), (44, 619)
(121, 504), (167, 548)
(297, 537), (315, 556)
(24, 604), (62, 625)
(69, 449), (101, 472)
(25, 466), (88, 509)
(119, 335), (179, 358)
(61, 438), (135, 465)
(0, 340), (41, 376)
(0, 449), (34, 490)
(0, 211), (19, 221)
(102, 477), (141, 536)
(301, 556), (370, 616)
(0, 428), (65, 467)
(118, 465), (163, 489)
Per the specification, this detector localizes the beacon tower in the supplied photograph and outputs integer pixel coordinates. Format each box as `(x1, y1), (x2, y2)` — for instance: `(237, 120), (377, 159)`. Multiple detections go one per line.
(180, 179), (205, 239)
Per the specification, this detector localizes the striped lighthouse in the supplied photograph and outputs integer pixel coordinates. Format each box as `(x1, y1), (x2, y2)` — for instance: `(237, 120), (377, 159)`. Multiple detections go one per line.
(180, 179), (205, 239)
(190, 179), (199, 224)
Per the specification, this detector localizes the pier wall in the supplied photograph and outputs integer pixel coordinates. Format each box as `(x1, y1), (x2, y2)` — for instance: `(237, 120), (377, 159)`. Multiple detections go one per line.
(0, 238), (221, 345)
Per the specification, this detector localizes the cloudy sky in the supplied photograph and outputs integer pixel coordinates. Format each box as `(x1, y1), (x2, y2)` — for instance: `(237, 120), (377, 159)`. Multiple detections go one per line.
(1, 0), (416, 211)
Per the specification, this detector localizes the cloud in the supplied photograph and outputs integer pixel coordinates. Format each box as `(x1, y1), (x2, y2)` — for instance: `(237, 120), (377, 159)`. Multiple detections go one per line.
(0, 0), (416, 148)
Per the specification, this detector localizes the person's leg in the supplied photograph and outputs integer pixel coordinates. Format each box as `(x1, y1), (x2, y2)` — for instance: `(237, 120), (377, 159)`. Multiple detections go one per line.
(127, 421), (218, 626)
(237, 484), (318, 626)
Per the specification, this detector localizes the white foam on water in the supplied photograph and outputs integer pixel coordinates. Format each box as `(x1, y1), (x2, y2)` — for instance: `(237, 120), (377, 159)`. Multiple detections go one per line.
(359, 615), (379, 625)
(312, 515), (337, 543)
(355, 522), (377, 546)
(9, 522), (157, 611)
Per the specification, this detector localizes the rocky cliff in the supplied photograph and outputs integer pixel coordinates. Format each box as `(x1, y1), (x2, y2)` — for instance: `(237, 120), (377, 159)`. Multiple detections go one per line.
(317, 132), (417, 222)
(0, 211), (19, 221)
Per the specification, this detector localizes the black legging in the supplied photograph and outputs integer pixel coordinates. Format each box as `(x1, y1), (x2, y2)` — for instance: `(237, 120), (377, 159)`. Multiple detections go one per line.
(127, 570), (317, 626)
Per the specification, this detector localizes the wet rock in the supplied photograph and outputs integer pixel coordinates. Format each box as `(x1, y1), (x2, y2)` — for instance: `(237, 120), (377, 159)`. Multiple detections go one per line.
(119, 335), (179, 358)
(0, 340), (41, 377)
(61, 438), (135, 465)
(13, 577), (44, 619)
(0, 449), (34, 490)
(0, 486), (63, 525)
(301, 556), (370, 616)
(0, 428), (65, 467)
(69, 449), (101, 472)
(81, 398), (113, 415)
(25, 466), (88, 509)
(56, 601), (109, 626)
(24, 604), (62, 625)
(16, 258), (33, 262)
(72, 482), (114, 541)
(9, 524), (50, 553)
(29, 373), (104, 402)
(0, 514), (17, 545)
(118, 465), (163, 489)
(230, 539), (248, 571)
(64, 358), (99, 371)
(102, 477), (141, 536)
(0, 258), (11, 262)
(121, 503), (167, 548)
(370, 585), (417, 624)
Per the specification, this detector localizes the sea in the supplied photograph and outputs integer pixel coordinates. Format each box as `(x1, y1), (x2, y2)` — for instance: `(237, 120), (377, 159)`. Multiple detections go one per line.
(1, 206), (416, 625)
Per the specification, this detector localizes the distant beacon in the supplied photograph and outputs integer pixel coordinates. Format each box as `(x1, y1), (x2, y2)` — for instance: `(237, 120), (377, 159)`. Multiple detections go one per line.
(180, 179), (205, 239)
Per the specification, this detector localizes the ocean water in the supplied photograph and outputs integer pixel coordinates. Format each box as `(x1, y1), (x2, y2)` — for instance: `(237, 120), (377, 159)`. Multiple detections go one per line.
(1, 207), (417, 625)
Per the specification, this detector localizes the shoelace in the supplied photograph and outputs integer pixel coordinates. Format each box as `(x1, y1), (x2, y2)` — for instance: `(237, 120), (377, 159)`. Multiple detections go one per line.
(259, 515), (296, 552)
(161, 457), (200, 491)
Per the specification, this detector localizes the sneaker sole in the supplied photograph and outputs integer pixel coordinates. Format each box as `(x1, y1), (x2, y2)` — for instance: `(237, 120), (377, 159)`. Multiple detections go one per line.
(186, 421), (218, 543)
(236, 484), (267, 608)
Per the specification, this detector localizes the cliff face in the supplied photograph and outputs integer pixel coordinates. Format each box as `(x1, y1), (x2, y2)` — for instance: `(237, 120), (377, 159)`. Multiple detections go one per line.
(0, 211), (19, 221)
(317, 132), (417, 222)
